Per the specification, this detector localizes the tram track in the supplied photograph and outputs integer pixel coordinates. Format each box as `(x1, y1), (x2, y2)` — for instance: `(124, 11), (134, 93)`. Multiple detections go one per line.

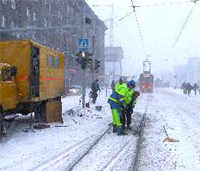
(28, 125), (112, 171)
(70, 95), (150, 171)
(130, 94), (150, 171)
(66, 125), (112, 171)
(29, 95), (150, 171)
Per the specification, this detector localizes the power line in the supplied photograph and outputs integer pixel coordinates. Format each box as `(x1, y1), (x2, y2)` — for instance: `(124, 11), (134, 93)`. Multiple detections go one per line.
(119, 11), (134, 22)
(141, 1), (192, 8)
(130, 0), (148, 57)
(164, 1), (197, 61)
(172, 3), (196, 48)
(118, 0), (198, 22)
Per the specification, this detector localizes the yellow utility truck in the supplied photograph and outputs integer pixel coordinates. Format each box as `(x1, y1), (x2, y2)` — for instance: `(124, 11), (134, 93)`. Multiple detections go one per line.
(0, 40), (65, 136)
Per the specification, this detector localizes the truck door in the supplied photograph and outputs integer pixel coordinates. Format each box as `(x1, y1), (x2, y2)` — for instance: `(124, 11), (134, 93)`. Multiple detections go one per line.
(0, 67), (18, 110)
(30, 45), (40, 97)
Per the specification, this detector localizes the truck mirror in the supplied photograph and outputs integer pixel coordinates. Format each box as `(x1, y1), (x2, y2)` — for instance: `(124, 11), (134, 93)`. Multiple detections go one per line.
(11, 66), (17, 76)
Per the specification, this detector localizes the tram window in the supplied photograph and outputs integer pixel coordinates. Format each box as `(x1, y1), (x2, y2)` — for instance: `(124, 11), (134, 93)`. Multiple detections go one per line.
(1, 68), (12, 82)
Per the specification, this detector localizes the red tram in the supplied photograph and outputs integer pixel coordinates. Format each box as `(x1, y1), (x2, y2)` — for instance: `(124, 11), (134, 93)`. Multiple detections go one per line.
(139, 73), (154, 92)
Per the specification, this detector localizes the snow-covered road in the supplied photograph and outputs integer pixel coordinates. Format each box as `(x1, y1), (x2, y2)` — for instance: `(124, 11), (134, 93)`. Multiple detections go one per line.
(1, 88), (200, 171)
(137, 88), (200, 171)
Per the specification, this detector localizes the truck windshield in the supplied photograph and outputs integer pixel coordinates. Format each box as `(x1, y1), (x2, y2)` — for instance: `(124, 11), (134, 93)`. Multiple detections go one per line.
(1, 68), (12, 82)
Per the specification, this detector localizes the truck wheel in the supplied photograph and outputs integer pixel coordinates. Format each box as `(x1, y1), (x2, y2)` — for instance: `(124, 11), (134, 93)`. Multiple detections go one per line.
(0, 107), (5, 139)
(34, 101), (46, 123)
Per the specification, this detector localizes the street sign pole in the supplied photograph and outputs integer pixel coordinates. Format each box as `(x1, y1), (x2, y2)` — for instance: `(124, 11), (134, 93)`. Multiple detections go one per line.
(82, 66), (86, 108)
(82, 6), (86, 109)
(77, 6), (91, 109)
(92, 36), (95, 82)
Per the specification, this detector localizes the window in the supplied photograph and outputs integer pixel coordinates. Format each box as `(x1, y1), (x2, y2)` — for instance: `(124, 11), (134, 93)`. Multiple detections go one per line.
(11, 0), (16, 9)
(26, 7), (31, 18)
(44, 18), (47, 27)
(11, 20), (15, 29)
(47, 56), (60, 68)
(1, 68), (12, 82)
(1, 15), (6, 28)
(48, 56), (53, 67)
(33, 12), (37, 21)
(66, 5), (70, 13)
(43, 36), (47, 44)
(48, 20), (51, 27)
(58, 11), (61, 18)
(2, 0), (8, 4)
(32, 34), (36, 39)
(54, 58), (60, 68)
(49, 3), (51, 12)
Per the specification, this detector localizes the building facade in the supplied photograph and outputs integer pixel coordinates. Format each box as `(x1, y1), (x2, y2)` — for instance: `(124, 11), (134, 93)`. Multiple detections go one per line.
(0, 0), (107, 88)
(173, 57), (200, 87)
(104, 46), (123, 84)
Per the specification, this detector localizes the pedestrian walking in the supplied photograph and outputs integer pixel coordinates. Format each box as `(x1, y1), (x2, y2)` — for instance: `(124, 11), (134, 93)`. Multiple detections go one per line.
(193, 83), (199, 96)
(181, 82), (187, 95)
(90, 79), (100, 104)
(186, 82), (193, 96)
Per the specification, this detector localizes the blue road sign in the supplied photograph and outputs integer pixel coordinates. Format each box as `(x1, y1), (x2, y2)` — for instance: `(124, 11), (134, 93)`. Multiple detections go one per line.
(78, 38), (89, 51)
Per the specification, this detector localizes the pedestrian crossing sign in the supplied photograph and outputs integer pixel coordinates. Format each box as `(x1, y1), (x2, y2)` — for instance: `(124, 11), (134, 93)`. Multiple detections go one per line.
(78, 38), (89, 51)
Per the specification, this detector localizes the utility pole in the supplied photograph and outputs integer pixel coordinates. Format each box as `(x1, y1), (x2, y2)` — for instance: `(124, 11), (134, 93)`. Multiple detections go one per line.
(93, 4), (116, 80)
(93, 4), (115, 47)
(82, 5), (86, 109)
(92, 36), (96, 82)
(110, 4), (114, 47)
(76, 5), (93, 108)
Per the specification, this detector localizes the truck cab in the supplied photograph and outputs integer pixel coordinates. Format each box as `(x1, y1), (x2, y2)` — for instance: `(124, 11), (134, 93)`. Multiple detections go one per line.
(0, 63), (18, 112)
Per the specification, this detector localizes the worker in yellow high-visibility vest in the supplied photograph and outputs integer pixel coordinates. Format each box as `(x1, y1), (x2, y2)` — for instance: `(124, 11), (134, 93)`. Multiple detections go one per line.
(108, 80), (135, 136)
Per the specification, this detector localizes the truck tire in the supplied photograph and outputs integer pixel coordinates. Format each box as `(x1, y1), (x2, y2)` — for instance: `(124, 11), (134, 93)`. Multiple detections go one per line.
(34, 101), (47, 123)
(0, 107), (5, 139)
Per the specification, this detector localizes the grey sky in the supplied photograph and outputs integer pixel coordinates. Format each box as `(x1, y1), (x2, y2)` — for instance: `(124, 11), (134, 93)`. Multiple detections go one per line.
(86, 0), (200, 77)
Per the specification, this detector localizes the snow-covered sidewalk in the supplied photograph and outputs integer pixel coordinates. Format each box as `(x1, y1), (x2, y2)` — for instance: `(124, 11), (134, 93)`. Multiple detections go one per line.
(0, 89), (112, 171)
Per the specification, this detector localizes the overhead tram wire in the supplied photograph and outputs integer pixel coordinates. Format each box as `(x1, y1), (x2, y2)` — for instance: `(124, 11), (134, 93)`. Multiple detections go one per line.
(172, 3), (196, 48)
(164, 0), (198, 62)
(130, 0), (148, 57)
(118, 0), (198, 62)
(142, 0), (191, 8)
(119, 11), (135, 22)
(118, 0), (197, 22)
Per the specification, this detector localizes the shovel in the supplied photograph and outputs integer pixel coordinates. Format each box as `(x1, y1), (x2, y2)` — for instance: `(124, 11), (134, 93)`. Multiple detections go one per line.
(163, 126), (179, 142)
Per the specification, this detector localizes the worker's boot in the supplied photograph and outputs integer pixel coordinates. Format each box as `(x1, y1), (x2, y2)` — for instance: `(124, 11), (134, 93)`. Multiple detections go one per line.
(122, 124), (125, 130)
(127, 124), (132, 130)
(117, 126), (127, 136)
(113, 124), (117, 133)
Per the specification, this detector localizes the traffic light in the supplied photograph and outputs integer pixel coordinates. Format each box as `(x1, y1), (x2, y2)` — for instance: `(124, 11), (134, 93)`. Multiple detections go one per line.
(75, 57), (82, 64)
(94, 59), (100, 70)
(85, 18), (92, 24)
(81, 57), (88, 70)
(87, 57), (93, 69)
(75, 51), (93, 70)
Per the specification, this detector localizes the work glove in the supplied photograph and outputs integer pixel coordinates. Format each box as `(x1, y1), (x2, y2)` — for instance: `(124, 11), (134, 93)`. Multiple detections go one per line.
(127, 105), (133, 114)
(129, 107), (133, 114)
(122, 103), (127, 109)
